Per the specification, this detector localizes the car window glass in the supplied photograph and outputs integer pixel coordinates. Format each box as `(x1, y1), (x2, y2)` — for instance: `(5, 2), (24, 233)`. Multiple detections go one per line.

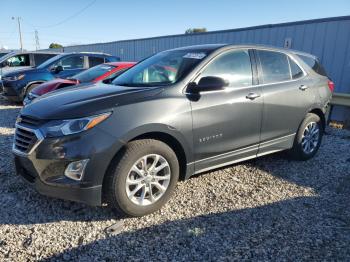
(73, 64), (115, 83)
(200, 50), (252, 87)
(34, 54), (55, 66)
(6, 54), (30, 67)
(104, 68), (127, 81)
(297, 54), (327, 76)
(112, 49), (212, 87)
(288, 57), (304, 79)
(89, 56), (104, 67)
(258, 50), (291, 84)
(57, 56), (84, 69)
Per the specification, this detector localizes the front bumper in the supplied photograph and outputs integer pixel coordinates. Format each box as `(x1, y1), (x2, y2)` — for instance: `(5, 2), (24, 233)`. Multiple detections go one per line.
(1, 80), (23, 101)
(12, 123), (124, 206)
(14, 155), (102, 205)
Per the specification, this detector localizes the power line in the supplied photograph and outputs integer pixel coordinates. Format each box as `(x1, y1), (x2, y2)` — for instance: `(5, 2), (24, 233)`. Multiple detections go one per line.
(23, 0), (96, 29)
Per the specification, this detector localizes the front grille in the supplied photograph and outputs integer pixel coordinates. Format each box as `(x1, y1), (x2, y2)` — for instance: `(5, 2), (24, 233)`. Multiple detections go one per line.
(18, 115), (42, 127)
(13, 125), (39, 154)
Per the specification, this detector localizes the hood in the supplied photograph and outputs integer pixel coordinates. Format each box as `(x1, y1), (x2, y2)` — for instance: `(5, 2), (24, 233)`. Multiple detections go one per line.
(0, 66), (32, 77)
(21, 83), (163, 119)
(31, 78), (77, 95)
(2, 67), (46, 77)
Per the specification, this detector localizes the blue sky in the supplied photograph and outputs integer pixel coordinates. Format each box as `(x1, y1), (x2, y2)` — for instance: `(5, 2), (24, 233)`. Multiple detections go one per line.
(1, 0), (350, 50)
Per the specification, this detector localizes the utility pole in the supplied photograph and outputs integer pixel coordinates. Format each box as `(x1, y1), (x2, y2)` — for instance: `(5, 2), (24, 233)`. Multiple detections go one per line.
(35, 30), (40, 50)
(12, 17), (23, 51)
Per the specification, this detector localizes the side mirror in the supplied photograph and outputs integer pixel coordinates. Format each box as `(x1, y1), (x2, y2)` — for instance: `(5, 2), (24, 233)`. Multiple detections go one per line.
(52, 65), (63, 73)
(187, 76), (228, 94)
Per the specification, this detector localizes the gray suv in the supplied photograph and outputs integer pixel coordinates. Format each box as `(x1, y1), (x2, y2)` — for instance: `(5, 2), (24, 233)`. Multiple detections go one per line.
(13, 44), (333, 216)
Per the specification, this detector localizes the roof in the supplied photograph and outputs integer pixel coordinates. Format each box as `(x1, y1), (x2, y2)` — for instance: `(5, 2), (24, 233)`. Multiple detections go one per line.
(166, 44), (317, 58)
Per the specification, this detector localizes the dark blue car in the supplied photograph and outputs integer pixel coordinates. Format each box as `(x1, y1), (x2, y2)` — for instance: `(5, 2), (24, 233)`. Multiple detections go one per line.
(0, 52), (119, 102)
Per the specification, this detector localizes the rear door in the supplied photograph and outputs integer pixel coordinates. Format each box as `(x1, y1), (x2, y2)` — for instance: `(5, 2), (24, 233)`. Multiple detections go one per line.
(88, 56), (105, 68)
(190, 49), (263, 173)
(255, 49), (315, 155)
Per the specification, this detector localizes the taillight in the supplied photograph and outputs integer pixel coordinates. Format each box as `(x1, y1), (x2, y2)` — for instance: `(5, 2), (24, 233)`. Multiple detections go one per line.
(328, 80), (335, 93)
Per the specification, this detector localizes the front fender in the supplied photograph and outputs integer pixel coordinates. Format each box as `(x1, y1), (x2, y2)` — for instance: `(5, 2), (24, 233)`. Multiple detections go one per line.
(119, 123), (193, 164)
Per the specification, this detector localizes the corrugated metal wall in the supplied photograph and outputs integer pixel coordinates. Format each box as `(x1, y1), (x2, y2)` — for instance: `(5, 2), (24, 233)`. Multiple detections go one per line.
(45, 16), (350, 121)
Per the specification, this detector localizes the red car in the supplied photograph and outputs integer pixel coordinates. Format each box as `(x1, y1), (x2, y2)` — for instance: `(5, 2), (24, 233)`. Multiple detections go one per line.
(23, 62), (136, 105)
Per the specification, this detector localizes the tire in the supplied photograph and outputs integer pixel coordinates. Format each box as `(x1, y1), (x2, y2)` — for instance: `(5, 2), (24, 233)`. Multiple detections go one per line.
(23, 83), (40, 100)
(289, 113), (323, 161)
(104, 139), (179, 217)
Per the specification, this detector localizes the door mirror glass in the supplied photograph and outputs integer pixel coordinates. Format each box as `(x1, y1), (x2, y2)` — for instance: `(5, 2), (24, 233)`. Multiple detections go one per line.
(188, 76), (228, 94)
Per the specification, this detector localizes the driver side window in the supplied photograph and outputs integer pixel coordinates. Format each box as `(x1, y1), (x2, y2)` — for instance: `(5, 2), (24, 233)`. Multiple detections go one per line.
(200, 50), (252, 88)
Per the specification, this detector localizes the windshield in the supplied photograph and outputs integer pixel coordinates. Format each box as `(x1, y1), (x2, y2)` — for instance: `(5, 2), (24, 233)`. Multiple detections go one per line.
(112, 50), (208, 87)
(0, 52), (16, 62)
(0, 53), (9, 59)
(37, 54), (63, 69)
(72, 64), (116, 83)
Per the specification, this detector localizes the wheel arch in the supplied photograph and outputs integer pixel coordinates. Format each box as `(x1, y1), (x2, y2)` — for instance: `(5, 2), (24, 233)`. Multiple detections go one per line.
(308, 107), (326, 130)
(23, 80), (46, 96)
(101, 126), (192, 203)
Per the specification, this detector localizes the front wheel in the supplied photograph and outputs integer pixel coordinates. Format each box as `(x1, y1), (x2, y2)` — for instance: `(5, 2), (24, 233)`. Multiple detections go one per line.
(104, 139), (179, 217)
(289, 113), (323, 160)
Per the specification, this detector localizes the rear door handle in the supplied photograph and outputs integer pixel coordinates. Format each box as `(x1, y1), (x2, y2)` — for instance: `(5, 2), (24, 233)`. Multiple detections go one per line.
(299, 85), (309, 91)
(246, 92), (261, 100)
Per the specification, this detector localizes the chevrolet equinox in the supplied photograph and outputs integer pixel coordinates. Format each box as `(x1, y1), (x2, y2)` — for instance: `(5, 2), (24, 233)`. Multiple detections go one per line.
(13, 44), (333, 216)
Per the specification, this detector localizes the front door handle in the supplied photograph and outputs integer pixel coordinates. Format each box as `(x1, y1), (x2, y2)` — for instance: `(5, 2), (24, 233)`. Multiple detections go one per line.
(246, 92), (261, 100)
(299, 85), (309, 91)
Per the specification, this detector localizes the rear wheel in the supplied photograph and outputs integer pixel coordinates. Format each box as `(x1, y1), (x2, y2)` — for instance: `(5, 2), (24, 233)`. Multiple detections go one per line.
(104, 139), (179, 217)
(289, 113), (323, 160)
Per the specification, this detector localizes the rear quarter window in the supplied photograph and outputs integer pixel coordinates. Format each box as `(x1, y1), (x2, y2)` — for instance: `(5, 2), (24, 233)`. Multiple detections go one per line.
(297, 54), (328, 76)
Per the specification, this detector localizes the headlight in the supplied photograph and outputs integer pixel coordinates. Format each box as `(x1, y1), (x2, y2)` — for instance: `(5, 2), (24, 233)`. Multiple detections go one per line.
(44, 112), (112, 137)
(3, 74), (25, 81)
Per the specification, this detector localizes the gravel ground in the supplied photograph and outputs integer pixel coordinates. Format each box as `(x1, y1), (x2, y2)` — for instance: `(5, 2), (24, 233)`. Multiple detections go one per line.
(0, 96), (349, 261)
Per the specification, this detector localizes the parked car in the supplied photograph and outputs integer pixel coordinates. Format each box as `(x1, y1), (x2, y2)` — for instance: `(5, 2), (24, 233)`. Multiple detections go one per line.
(0, 51), (59, 80)
(1, 52), (119, 102)
(13, 44), (333, 217)
(0, 51), (11, 59)
(24, 62), (136, 105)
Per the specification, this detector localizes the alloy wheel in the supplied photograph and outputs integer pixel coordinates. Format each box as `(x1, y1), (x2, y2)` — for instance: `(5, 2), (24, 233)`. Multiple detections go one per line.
(301, 122), (320, 154)
(125, 154), (171, 206)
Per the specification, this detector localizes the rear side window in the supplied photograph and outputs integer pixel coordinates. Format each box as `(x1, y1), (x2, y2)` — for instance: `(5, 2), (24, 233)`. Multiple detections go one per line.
(34, 54), (56, 66)
(297, 55), (327, 76)
(201, 50), (252, 87)
(6, 54), (30, 67)
(257, 50), (291, 84)
(89, 56), (104, 67)
(288, 57), (304, 79)
(105, 56), (120, 62)
(59, 56), (84, 69)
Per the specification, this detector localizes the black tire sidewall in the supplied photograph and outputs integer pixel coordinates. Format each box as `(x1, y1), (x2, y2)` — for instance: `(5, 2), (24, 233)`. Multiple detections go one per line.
(293, 113), (323, 160)
(110, 140), (179, 217)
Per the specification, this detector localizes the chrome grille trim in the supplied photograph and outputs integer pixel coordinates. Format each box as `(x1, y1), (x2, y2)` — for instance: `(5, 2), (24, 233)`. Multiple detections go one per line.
(12, 124), (44, 157)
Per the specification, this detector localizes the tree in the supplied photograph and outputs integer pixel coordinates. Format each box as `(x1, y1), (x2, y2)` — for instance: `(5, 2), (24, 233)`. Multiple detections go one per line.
(49, 43), (63, 49)
(185, 28), (207, 34)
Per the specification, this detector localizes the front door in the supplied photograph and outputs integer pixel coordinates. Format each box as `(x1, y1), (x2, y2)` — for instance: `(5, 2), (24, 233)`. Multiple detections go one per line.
(190, 49), (263, 173)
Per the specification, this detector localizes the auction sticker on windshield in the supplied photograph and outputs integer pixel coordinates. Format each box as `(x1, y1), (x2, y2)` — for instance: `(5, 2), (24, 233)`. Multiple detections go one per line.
(183, 52), (206, 59)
